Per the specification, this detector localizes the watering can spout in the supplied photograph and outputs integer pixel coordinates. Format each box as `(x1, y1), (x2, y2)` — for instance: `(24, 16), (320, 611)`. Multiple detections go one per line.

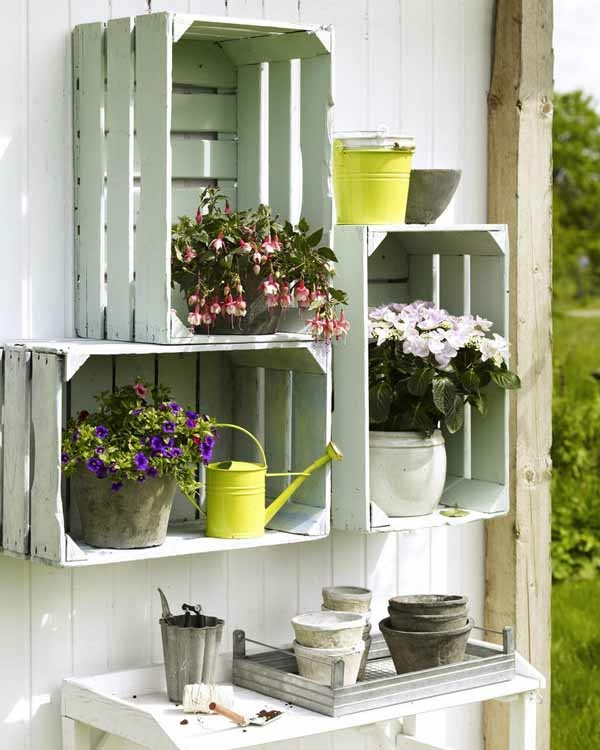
(264, 441), (344, 525)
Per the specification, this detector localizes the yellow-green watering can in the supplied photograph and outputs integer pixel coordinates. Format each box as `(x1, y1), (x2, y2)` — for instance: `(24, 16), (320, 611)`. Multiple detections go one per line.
(205, 424), (343, 539)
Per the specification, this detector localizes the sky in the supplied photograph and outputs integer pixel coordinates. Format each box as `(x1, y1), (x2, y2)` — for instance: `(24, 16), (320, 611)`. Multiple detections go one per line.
(554, 0), (600, 104)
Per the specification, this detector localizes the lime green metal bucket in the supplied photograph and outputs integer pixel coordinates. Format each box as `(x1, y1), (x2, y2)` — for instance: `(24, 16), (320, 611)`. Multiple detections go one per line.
(205, 424), (343, 539)
(333, 133), (416, 225)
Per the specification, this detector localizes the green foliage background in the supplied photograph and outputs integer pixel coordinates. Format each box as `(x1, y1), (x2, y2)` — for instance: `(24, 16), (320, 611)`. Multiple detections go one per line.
(552, 91), (600, 581)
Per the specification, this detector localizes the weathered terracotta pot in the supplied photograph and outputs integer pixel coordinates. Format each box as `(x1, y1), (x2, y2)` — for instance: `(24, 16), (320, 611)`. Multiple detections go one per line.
(72, 471), (176, 549)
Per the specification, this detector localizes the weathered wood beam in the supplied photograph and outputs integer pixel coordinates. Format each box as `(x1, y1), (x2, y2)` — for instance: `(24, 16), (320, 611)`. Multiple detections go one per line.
(485, 2), (553, 750)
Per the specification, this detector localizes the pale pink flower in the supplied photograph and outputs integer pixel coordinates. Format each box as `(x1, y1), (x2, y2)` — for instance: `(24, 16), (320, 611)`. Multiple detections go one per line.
(195, 208), (202, 224)
(235, 295), (247, 317)
(183, 245), (196, 263)
(209, 231), (226, 252)
(239, 239), (253, 253)
(223, 294), (236, 317)
(261, 236), (275, 254)
(209, 297), (222, 316)
(294, 279), (311, 309)
(134, 382), (149, 398)
(279, 284), (292, 309)
(224, 199), (232, 215)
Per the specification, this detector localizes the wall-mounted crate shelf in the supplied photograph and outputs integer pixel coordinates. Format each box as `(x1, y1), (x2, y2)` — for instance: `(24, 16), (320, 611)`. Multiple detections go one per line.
(0, 337), (331, 566)
(73, 12), (332, 344)
(331, 224), (510, 533)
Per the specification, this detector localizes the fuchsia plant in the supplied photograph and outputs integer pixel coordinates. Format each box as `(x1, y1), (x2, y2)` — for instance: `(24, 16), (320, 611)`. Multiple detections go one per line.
(368, 301), (520, 433)
(171, 188), (349, 341)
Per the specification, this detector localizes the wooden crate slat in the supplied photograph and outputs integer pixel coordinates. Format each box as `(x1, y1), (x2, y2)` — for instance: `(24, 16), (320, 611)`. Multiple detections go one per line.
(74, 22), (106, 339)
(30, 352), (66, 563)
(106, 18), (135, 342)
(197, 352), (233, 467)
(439, 255), (467, 479)
(157, 353), (198, 522)
(171, 92), (237, 133)
(232, 366), (264, 464)
(300, 54), (333, 243)
(469, 255), (508, 494)
(170, 137), (237, 179)
(237, 63), (266, 209)
(172, 39), (236, 88)
(134, 12), (172, 343)
(2, 347), (31, 554)
(331, 226), (370, 532)
(268, 60), (300, 222)
(171, 187), (210, 222)
(220, 28), (331, 66)
(408, 254), (435, 301)
(264, 369), (292, 497)
(367, 236), (409, 308)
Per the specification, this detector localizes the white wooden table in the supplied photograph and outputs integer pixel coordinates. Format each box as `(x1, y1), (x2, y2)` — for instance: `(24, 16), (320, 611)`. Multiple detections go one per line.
(62, 654), (544, 750)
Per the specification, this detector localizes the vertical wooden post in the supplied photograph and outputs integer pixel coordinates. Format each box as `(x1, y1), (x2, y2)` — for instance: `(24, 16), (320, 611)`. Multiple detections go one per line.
(485, 2), (553, 750)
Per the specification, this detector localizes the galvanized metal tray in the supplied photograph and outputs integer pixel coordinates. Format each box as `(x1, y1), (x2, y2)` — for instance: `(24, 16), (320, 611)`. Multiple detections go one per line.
(232, 626), (516, 717)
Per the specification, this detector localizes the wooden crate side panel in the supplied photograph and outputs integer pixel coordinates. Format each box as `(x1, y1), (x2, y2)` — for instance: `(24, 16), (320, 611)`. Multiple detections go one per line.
(30, 352), (66, 562)
(74, 22), (106, 339)
(300, 54), (333, 243)
(439, 255), (468, 479)
(232, 366), (265, 464)
(2, 347), (31, 554)
(134, 12), (172, 344)
(264, 369), (293, 497)
(237, 63), (266, 209)
(408, 254), (435, 301)
(106, 18), (135, 342)
(367, 236), (409, 307)
(470, 254), (509, 491)
(268, 59), (301, 222)
(171, 92), (236, 133)
(170, 137), (236, 179)
(172, 39), (237, 88)
(331, 225), (370, 532)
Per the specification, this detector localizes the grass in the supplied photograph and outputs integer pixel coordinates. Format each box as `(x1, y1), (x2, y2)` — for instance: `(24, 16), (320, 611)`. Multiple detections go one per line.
(553, 308), (600, 402)
(552, 578), (600, 748)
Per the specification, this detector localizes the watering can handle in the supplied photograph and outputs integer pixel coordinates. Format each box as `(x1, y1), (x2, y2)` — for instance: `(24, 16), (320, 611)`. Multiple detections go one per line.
(213, 423), (267, 468)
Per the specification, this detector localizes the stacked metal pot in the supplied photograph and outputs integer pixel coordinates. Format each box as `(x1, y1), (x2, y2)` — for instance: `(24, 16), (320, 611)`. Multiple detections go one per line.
(291, 586), (372, 686)
(380, 595), (473, 674)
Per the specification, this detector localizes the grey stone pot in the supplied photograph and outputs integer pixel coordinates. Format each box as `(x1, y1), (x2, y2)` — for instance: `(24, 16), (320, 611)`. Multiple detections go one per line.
(159, 589), (225, 703)
(380, 617), (473, 675)
(388, 609), (467, 633)
(388, 594), (468, 617)
(405, 169), (461, 224)
(72, 471), (176, 549)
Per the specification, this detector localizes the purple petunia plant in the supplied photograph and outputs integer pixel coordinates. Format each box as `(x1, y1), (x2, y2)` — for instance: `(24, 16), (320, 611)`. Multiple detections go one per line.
(368, 301), (521, 434)
(61, 380), (218, 505)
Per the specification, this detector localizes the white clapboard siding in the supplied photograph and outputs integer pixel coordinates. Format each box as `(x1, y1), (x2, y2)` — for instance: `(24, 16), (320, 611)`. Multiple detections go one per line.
(237, 63), (266, 208)
(300, 54), (333, 242)
(30, 352), (66, 562)
(134, 12), (173, 343)
(2, 346), (31, 554)
(106, 17), (135, 341)
(73, 22), (106, 339)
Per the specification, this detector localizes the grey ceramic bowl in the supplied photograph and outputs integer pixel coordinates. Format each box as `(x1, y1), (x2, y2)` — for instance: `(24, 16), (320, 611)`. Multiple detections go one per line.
(405, 169), (461, 224)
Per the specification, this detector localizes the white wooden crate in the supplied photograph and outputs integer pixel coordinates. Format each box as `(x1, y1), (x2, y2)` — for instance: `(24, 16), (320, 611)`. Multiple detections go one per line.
(73, 12), (333, 344)
(0, 339), (331, 566)
(331, 224), (510, 533)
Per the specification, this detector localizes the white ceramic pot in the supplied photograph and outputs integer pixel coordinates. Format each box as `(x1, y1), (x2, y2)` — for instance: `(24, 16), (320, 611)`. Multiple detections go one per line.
(293, 640), (365, 686)
(291, 611), (365, 648)
(369, 430), (447, 517)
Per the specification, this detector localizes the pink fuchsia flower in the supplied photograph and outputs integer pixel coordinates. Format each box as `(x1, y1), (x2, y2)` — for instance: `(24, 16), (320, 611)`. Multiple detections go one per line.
(183, 245), (196, 263)
(272, 234), (283, 251)
(261, 236), (275, 254)
(235, 295), (247, 317)
(239, 239), (253, 253)
(209, 296), (222, 316)
(195, 207), (202, 224)
(334, 310), (350, 339)
(224, 199), (232, 214)
(188, 307), (202, 327)
(253, 264), (261, 275)
(134, 382), (149, 399)
(308, 314), (325, 340)
(279, 284), (292, 309)
(260, 275), (279, 297)
(188, 293), (199, 306)
(200, 304), (215, 329)
(209, 231), (226, 252)
(294, 279), (311, 309)
(311, 288), (328, 306)
(223, 294), (236, 317)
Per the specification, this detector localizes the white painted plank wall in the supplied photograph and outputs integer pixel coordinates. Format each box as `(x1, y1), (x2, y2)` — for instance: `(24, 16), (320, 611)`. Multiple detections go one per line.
(0, 2), (493, 750)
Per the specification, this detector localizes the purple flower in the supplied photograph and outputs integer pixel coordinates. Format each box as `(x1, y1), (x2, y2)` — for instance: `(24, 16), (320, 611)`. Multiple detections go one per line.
(204, 434), (215, 449)
(111, 481), (123, 493)
(171, 447), (182, 458)
(94, 425), (109, 439)
(200, 441), (214, 464)
(137, 474), (146, 483)
(108, 462), (119, 475)
(95, 445), (106, 455)
(61, 452), (70, 465)
(158, 403), (168, 411)
(96, 466), (108, 479)
(162, 420), (176, 434)
(185, 416), (197, 429)
(150, 436), (164, 453)
(72, 429), (80, 444)
(169, 402), (181, 413)
(132, 408), (143, 417)
(186, 410), (198, 420)
(133, 452), (149, 471)
(146, 466), (158, 478)
(86, 457), (104, 474)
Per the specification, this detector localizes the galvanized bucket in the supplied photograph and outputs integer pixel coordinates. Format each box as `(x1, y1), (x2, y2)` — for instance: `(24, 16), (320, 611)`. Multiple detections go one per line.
(158, 589), (225, 703)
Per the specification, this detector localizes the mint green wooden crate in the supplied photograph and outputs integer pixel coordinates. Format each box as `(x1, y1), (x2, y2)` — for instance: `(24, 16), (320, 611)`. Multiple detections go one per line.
(332, 225), (510, 532)
(73, 12), (333, 344)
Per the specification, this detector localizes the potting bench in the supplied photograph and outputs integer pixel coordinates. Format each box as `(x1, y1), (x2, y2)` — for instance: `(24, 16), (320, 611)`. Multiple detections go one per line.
(61, 645), (544, 750)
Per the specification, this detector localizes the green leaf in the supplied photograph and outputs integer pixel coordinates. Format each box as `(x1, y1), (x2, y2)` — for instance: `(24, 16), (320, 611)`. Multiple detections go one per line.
(318, 246), (338, 262)
(460, 369), (480, 391)
(307, 228), (324, 247)
(444, 396), (465, 434)
(369, 381), (393, 424)
(407, 368), (435, 397)
(469, 391), (488, 416)
(490, 369), (521, 390)
(328, 287), (348, 304)
(298, 217), (309, 233)
(432, 377), (457, 415)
